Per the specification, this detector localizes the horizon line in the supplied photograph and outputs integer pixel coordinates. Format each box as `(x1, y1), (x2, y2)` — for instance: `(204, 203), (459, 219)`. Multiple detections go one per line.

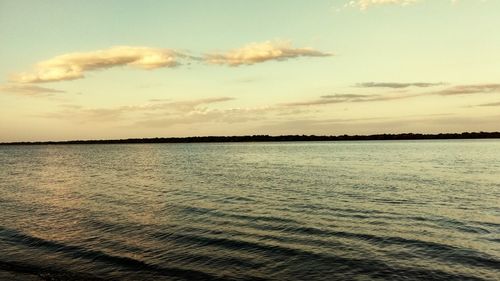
(2, 131), (500, 145)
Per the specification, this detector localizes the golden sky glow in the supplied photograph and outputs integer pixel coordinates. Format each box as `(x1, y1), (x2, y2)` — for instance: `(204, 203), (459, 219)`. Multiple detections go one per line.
(1, 0), (499, 141)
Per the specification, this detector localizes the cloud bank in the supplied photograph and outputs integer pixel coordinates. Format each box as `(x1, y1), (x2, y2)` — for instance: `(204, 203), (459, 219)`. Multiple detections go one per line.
(11, 46), (184, 83)
(204, 41), (332, 66)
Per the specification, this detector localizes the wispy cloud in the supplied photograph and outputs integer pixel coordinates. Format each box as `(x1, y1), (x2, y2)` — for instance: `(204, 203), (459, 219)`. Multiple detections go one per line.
(477, 101), (500, 107)
(346, 0), (469, 10)
(0, 84), (65, 96)
(257, 113), (500, 136)
(432, 84), (500, 95)
(356, 82), (445, 88)
(38, 97), (236, 123)
(11, 46), (186, 83)
(284, 83), (500, 107)
(320, 94), (373, 98)
(135, 107), (268, 128)
(204, 41), (332, 66)
(36, 96), (315, 129)
(283, 92), (420, 106)
(347, 0), (420, 10)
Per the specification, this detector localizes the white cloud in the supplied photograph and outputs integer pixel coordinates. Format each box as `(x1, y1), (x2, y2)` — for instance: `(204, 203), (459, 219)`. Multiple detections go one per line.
(11, 46), (185, 83)
(9, 42), (332, 84)
(204, 41), (332, 66)
(347, 0), (420, 10)
(347, 0), (477, 10)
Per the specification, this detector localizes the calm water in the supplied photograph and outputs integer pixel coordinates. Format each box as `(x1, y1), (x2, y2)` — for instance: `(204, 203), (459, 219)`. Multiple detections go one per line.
(0, 140), (499, 281)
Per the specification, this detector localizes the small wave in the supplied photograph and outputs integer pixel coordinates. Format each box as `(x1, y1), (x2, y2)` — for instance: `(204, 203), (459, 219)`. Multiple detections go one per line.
(0, 260), (107, 281)
(149, 230), (490, 280)
(0, 227), (228, 280)
(179, 205), (300, 224)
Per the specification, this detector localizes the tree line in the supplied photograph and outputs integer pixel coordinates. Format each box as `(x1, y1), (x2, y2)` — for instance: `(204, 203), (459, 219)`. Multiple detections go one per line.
(2, 132), (500, 145)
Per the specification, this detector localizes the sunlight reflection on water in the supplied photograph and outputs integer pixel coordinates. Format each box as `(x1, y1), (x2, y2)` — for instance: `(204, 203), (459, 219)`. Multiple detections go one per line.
(0, 140), (499, 280)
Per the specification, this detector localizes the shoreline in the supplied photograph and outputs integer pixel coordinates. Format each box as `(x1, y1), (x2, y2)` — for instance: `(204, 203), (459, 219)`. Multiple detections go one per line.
(1, 132), (500, 146)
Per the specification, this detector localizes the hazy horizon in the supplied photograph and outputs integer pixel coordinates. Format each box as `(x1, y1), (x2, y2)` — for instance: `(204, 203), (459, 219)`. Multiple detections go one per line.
(2, 0), (500, 142)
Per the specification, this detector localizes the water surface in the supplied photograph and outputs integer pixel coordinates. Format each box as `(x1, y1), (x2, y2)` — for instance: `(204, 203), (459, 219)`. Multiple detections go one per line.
(1, 140), (499, 280)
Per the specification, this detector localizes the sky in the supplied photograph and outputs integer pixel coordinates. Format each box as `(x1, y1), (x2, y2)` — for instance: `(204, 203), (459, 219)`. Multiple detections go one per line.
(1, 0), (499, 142)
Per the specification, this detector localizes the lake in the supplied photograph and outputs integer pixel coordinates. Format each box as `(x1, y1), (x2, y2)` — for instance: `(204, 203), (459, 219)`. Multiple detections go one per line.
(0, 140), (499, 280)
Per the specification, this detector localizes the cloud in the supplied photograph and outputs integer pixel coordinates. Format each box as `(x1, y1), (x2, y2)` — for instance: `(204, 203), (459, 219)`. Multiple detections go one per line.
(36, 96), (315, 129)
(0, 84), (65, 96)
(133, 104), (317, 128)
(38, 97), (236, 123)
(283, 95), (362, 106)
(346, 0), (482, 10)
(283, 92), (420, 106)
(347, 0), (420, 10)
(356, 82), (445, 88)
(432, 84), (500, 96)
(289, 84), (479, 106)
(11, 46), (186, 83)
(204, 41), (332, 66)
(134, 108), (262, 128)
(9, 42), (332, 84)
(257, 114), (500, 136)
(285, 83), (500, 107)
(321, 94), (373, 98)
(148, 98), (171, 103)
(477, 101), (500, 107)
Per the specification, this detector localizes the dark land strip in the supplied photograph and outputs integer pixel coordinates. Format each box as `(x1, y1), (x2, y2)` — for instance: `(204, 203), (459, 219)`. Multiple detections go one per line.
(2, 132), (500, 145)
